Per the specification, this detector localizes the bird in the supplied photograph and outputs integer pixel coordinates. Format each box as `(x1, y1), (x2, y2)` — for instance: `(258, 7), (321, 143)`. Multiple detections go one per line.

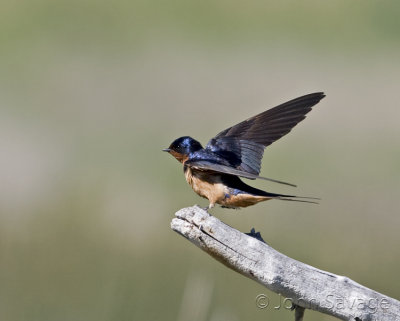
(163, 92), (325, 210)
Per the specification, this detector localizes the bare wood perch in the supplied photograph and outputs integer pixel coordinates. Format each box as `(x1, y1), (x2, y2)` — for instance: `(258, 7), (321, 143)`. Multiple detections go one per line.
(171, 206), (400, 321)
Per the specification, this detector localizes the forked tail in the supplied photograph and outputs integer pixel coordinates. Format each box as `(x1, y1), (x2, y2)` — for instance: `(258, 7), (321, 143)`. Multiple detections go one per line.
(222, 175), (320, 204)
(263, 191), (320, 204)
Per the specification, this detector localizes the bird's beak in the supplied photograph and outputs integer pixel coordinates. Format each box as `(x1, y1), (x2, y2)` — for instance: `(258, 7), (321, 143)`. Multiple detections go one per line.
(162, 148), (171, 152)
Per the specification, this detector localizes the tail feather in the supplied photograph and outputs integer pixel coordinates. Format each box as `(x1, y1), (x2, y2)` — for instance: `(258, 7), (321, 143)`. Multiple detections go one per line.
(273, 197), (319, 204)
(222, 175), (319, 204)
(260, 191), (320, 204)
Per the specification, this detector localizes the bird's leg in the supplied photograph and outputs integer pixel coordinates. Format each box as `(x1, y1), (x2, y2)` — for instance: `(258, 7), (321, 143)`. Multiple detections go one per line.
(202, 203), (215, 212)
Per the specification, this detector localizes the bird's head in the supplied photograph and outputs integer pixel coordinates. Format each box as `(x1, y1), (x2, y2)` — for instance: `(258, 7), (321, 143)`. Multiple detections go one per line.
(163, 136), (203, 163)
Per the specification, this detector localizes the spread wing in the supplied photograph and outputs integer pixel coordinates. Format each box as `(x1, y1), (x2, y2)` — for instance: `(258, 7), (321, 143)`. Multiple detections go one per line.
(206, 92), (325, 176)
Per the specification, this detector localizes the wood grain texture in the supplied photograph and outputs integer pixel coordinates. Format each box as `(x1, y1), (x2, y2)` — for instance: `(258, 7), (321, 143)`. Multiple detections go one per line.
(171, 206), (400, 321)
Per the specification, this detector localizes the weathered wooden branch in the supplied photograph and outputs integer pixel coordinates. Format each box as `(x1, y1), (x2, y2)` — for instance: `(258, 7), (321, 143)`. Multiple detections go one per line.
(170, 205), (400, 321)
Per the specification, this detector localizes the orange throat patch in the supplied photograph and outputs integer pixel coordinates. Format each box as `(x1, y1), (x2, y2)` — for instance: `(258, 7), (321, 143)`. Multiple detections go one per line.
(169, 150), (189, 163)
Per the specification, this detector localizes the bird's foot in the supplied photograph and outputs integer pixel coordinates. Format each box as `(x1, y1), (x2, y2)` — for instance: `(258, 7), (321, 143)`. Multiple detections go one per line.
(202, 203), (215, 212)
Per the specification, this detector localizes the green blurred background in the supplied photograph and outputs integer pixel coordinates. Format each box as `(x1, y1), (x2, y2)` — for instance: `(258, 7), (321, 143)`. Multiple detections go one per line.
(1, 1), (399, 320)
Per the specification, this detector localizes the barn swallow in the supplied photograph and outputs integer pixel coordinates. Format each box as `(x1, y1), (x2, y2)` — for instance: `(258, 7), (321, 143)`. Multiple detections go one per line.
(163, 92), (325, 210)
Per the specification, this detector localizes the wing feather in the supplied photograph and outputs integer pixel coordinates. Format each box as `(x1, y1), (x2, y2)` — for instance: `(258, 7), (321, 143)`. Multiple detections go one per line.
(206, 92), (325, 176)
(185, 160), (297, 187)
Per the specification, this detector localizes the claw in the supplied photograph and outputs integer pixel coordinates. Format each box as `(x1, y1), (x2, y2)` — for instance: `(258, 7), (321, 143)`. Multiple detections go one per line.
(203, 203), (214, 212)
